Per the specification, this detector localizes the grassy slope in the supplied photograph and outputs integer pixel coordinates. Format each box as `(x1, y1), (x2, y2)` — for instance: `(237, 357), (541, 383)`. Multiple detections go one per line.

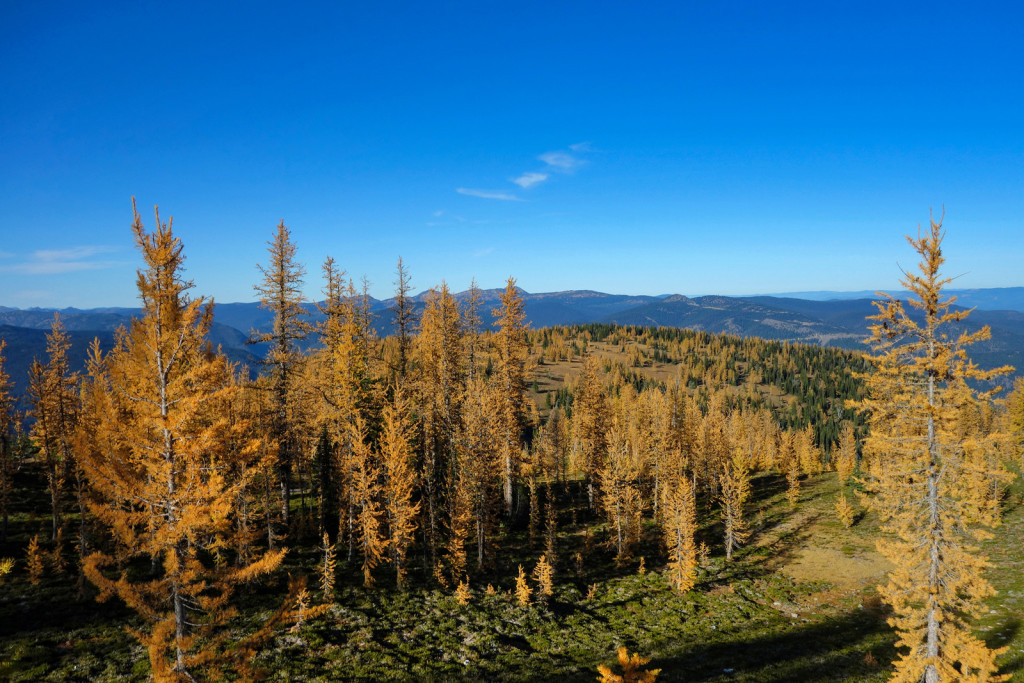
(4, 463), (1022, 681)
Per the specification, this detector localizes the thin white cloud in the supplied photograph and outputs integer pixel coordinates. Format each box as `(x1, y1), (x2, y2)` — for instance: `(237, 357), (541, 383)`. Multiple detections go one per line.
(432, 210), (444, 217)
(0, 249), (13, 259)
(457, 188), (523, 201)
(512, 172), (549, 189)
(0, 245), (124, 275)
(456, 143), (591, 203)
(539, 151), (583, 171)
(473, 247), (495, 258)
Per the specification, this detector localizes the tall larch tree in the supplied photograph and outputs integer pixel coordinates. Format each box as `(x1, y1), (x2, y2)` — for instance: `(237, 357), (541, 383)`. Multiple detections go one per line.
(313, 257), (368, 542)
(491, 277), (529, 516)
(719, 456), (751, 562)
(80, 201), (285, 681)
(415, 282), (464, 567)
(379, 389), (419, 588)
(348, 415), (385, 587)
(601, 418), (644, 565)
(853, 217), (1013, 683)
(0, 339), (16, 544)
(572, 354), (609, 510)
(252, 220), (310, 527)
(316, 256), (365, 430)
(1008, 377), (1024, 466)
(661, 464), (698, 592)
(392, 257), (417, 382)
(28, 314), (80, 540)
(464, 278), (483, 381)
(461, 376), (500, 570)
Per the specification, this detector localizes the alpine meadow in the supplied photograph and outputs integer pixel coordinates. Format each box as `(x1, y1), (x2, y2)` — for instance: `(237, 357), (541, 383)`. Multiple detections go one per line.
(2, 4), (1023, 682)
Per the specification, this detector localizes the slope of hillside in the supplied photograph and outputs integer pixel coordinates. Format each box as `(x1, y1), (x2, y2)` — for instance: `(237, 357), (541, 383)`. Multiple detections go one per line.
(602, 295), (862, 346)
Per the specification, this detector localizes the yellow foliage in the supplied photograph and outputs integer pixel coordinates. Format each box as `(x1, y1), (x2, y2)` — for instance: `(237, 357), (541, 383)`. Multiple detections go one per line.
(26, 535), (44, 585)
(1009, 377), (1024, 466)
(50, 526), (67, 575)
(785, 465), (801, 508)
(77, 201), (285, 681)
(348, 416), (385, 588)
(492, 278), (530, 517)
(835, 424), (857, 484)
(319, 533), (336, 598)
(661, 472), (698, 592)
(454, 580), (471, 606)
(834, 494), (856, 529)
(853, 217), (1013, 683)
(602, 418), (644, 565)
(719, 458), (751, 562)
(596, 646), (661, 683)
(534, 554), (554, 597)
(514, 564), (532, 606)
(379, 391), (419, 589)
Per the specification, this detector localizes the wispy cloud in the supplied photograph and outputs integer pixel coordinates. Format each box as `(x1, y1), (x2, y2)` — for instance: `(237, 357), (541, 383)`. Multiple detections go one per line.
(473, 247), (495, 258)
(0, 245), (124, 275)
(0, 250), (12, 259)
(538, 151), (585, 171)
(512, 172), (549, 189)
(457, 143), (592, 201)
(457, 188), (523, 201)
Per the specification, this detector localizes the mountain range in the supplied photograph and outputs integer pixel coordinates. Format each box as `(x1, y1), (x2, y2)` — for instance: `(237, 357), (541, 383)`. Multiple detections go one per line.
(3, 286), (1022, 404)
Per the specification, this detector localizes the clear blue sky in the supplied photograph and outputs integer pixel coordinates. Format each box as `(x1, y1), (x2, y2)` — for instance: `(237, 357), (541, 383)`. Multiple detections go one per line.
(1, 1), (1022, 308)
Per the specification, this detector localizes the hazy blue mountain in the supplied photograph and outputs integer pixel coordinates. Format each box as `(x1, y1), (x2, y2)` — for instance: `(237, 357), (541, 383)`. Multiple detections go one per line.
(763, 287), (1024, 312)
(3, 287), (1021, 404)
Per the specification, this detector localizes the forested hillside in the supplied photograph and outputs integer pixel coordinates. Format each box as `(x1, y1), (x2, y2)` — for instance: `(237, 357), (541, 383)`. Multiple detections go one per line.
(0, 215), (1020, 682)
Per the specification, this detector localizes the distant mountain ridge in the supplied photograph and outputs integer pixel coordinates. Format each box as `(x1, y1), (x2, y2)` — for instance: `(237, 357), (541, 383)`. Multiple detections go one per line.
(2, 286), (1022, 403)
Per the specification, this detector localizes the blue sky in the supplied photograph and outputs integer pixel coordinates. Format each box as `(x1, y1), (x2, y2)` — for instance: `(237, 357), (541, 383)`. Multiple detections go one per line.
(1, 1), (1021, 308)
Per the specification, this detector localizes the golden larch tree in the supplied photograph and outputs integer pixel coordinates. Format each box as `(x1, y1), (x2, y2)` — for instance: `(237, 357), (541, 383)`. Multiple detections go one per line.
(491, 277), (529, 516)
(379, 389), (420, 588)
(27, 314), (79, 540)
(853, 216), (1013, 683)
(79, 201), (285, 681)
(835, 423), (857, 484)
(391, 256), (417, 382)
(348, 415), (385, 587)
(571, 353), (609, 510)
(0, 339), (17, 544)
(1007, 377), (1024, 466)
(414, 282), (463, 567)
(719, 456), (751, 562)
(660, 465), (698, 592)
(601, 419), (644, 565)
(460, 376), (500, 570)
(252, 220), (309, 527)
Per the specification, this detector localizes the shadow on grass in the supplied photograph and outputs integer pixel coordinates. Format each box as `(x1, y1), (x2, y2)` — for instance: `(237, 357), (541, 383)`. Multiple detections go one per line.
(650, 607), (895, 683)
(986, 617), (1023, 676)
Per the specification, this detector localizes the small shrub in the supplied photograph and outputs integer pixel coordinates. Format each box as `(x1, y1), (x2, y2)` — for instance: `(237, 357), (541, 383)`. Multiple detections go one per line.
(515, 565), (532, 606)
(454, 580), (471, 605)
(26, 534), (44, 585)
(597, 646), (661, 683)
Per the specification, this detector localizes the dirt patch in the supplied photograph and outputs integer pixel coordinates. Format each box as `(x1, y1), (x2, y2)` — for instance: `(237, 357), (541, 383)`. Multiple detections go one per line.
(781, 545), (892, 590)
